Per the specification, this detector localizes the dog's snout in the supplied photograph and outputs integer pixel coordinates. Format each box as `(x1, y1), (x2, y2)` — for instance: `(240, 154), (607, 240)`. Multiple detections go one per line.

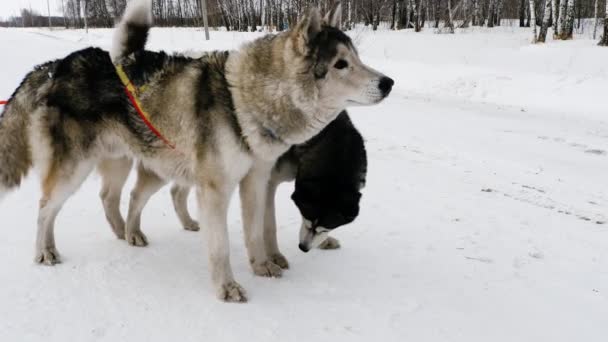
(298, 243), (310, 253)
(378, 77), (394, 96)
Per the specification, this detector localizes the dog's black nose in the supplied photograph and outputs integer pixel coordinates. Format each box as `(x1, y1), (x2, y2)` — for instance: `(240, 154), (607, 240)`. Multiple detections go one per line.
(299, 243), (310, 253)
(378, 77), (394, 96)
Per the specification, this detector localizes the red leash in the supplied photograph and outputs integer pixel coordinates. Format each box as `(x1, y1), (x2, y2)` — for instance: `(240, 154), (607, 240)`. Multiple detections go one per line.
(0, 100), (7, 105)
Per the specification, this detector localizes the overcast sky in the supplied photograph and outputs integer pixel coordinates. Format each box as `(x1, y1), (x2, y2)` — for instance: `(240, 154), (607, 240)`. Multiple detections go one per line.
(2, 0), (63, 20)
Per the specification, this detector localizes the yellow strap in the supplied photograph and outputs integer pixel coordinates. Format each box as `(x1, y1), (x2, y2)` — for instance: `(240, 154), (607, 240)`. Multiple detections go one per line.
(115, 65), (150, 120)
(114, 64), (178, 151)
(115, 65), (137, 93)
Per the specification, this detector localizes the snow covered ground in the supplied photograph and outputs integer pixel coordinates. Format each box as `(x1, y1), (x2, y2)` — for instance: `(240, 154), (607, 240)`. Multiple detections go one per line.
(0, 26), (607, 341)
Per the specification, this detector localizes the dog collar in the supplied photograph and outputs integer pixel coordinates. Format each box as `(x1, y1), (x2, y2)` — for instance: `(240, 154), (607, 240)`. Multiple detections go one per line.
(115, 64), (176, 150)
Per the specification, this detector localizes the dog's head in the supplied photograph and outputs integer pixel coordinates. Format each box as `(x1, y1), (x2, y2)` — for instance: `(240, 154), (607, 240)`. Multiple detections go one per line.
(291, 179), (361, 252)
(290, 3), (394, 111)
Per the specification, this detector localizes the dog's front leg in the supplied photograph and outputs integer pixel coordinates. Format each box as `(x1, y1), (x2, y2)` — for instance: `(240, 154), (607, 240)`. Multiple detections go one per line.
(240, 160), (283, 278)
(196, 181), (246, 302)
(263, 180), (289, 269)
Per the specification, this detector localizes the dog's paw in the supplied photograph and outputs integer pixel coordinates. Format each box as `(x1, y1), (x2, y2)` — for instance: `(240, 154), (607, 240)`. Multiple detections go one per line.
(112, 225), (126, 240)
(217, 281), (247, 303)
(251, 260), (283, 278)
(126, 230), (148, 247)
(35, 247), (61, 265)
(114, 230), (126, 240)
(182, 220), (200, 232)
(269, 253), (290, 269)
(318, 236), (341, 250)
(107, 219), (126, 240)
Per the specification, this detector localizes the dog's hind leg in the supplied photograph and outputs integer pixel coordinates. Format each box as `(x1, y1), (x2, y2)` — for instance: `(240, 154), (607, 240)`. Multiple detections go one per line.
(263, 180), (289, 269)
(98, 157), (133, 239)
(36, 160), (95, 265)
(170, 185), (199, 231)
(197, 178), (246, 302)
(124, 163), (166, 246)
(240, 160), (283, 278)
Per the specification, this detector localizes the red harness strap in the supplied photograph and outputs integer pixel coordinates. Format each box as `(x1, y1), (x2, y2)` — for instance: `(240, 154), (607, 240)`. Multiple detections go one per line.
(1, 68), (177, 151)
(122, 87), (176, 150)
(115, 64), (177, 151)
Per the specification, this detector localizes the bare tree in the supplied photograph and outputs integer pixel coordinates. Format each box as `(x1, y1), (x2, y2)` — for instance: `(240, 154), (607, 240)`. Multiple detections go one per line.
(488, 0), (496, 27)
(600, 0), (608, 45)
(447, 0), (455, 32)
(473, 0), (480, 25)
(529, 0), (537, 41)
(391, 0), (399, 30)
(83, 0), (88, 32)
(593, 0), (599, 39)
(201, 0), (210, 39)
(411, 0), (420, 31)
(559, 0), (575, 39)
(558, 0), (567, 35)
(519, 0), (526, 26)
(551, 0), (558, 36)
(538, 0), (552, 42)
(47, 0), (52, 28)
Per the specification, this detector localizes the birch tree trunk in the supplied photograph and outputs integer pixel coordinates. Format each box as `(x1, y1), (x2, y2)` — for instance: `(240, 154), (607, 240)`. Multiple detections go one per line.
(347, 0), (352, 30)
(529, 0), (537, 41)
(411, 0), (420, 31)
(47, 0), (52, 28)
(421, 0), (428, 27)
(496, 0), (503, 26)
(201, 0), (209, 39)
(538, 0), (552, 42)
(592, 0), (599, 39)
(61, 0), (67, 27)
(405, 0), (411, 29)
(447, 0), (455, 33)
(473, 0), (480, 25)
(434, 0), (440, 28)
(83, 0), (88, 33)
(551, 0), (558, 36)
(487, 0), (496, 27)
(599, 0), (608, 45)
(261, 0), (265, 29)
(558, 0), (567, 35)
(393, 0), (399, 30)
(560, 0), (575, 39)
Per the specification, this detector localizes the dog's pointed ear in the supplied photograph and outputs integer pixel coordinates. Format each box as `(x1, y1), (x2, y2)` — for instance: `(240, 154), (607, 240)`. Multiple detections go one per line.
(294, 7), (322, 54)
(323, 2), (343, 29)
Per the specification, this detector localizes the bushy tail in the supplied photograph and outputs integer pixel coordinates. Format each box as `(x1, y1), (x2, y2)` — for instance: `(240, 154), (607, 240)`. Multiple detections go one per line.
(0, 100), (32, 200)
(110, 0), (153, 63)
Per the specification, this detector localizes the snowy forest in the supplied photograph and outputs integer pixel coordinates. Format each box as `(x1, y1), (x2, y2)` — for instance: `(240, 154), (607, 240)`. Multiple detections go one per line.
(2, 0), (607, 44)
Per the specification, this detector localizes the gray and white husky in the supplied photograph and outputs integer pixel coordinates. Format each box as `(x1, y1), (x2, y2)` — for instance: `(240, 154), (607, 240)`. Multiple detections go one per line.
(114, 110), (367, 259)
(0, 0), (393, 301)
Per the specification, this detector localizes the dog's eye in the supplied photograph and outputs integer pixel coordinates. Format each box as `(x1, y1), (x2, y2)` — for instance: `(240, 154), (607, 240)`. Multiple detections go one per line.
(334, 60), (348, 69)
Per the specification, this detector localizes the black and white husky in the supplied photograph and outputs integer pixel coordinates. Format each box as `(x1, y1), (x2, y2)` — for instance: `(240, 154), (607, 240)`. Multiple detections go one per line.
(0, 0), (392, 301)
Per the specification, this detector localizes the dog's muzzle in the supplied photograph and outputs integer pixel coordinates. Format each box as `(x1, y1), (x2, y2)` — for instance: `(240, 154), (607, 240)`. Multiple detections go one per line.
(378, 76), (394, 98)
(299, 219), (329, 253)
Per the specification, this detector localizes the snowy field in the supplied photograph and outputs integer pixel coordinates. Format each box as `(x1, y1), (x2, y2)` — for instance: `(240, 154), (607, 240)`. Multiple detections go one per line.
(1, 26), (607, 341)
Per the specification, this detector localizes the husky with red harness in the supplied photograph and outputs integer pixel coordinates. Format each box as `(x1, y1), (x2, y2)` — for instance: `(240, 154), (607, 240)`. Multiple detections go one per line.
(0, 0), (393, 302)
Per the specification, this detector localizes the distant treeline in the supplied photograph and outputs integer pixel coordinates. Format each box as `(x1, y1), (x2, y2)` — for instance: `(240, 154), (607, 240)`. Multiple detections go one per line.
(0, 0), (605, 37)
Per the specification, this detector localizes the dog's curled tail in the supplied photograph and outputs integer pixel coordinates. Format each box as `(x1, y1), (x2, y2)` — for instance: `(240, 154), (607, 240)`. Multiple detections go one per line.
(0, 99), (32, 201)
(110, 0), (153, 64)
